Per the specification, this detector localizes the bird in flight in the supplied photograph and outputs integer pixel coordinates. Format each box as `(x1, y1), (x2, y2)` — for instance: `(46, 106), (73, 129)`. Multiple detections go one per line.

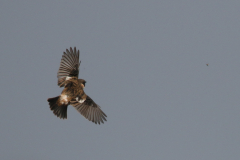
(47, 47), (107, 124)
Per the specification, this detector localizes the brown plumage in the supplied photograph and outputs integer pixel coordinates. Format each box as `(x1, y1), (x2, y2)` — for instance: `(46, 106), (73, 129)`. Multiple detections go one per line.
(47, 47), (107, 124)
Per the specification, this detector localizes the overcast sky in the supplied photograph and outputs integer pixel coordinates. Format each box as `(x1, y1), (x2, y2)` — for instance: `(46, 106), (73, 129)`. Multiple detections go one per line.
(1, 1), (240, 160)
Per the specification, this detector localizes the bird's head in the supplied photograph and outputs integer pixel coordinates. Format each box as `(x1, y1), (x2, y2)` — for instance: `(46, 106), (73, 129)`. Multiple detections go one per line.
(78, 79), (87, 88)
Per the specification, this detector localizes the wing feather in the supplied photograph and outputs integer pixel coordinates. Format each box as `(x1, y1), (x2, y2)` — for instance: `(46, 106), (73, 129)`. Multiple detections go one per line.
(70, 96), (107, 124)
(57, 47), (80, 87)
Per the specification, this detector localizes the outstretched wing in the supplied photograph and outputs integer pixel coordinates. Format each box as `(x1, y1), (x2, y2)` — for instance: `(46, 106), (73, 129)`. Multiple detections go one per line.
(57, 47), (80, 87)
(70, 96), (107, 124)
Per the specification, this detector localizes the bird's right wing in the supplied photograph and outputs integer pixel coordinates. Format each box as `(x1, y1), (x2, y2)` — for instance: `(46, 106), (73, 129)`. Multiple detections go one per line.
(70, 96), (107, 124)
(57, 47), (80, 87)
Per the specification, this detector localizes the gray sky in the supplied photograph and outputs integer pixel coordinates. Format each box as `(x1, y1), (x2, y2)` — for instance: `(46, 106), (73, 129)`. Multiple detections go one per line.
(1, 1), (240, 160)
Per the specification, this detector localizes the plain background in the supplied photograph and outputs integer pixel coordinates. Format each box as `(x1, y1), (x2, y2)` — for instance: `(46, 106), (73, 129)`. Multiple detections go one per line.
(1, 1), (240, 160)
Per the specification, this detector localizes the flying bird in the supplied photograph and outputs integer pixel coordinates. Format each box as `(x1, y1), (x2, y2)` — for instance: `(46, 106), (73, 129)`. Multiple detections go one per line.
(47, 47), (107, 124)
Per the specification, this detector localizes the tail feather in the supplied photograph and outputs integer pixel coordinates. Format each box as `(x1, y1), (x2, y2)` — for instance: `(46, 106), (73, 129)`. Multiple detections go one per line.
(47, 96), (68, 119)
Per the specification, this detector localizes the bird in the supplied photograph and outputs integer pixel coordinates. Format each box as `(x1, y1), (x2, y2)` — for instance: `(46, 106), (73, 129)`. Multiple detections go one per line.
(47, 47), (107, 124)
(206, 63), (209, 66)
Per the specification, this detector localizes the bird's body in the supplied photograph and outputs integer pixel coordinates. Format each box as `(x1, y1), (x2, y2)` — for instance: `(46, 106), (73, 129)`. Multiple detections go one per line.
(47, 47), (107, 124)
(58, 78), (83, 104)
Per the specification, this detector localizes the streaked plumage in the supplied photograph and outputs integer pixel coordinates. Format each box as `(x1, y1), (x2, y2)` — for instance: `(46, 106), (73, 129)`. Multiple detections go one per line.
(47, 47), (107, 124)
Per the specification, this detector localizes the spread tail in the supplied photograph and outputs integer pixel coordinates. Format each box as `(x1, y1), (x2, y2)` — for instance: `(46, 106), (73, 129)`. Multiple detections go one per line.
(47, 96), (68, 119)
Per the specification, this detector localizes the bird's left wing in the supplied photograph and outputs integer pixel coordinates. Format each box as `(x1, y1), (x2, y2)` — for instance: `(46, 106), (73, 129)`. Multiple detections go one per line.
(57, 47), (80, 87)
(70, 96), (107, 124)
